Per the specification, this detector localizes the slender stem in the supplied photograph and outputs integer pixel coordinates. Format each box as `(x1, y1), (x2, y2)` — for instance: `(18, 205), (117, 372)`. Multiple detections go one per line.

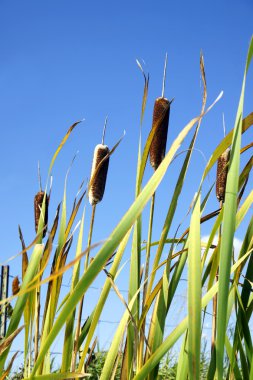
(143, 193), (156, 305)
(38, 161), (42, 192)
(85, 205), (96, 269)
(34, 286), (40, 361)
(161, 53), (168, 98)
(211, 200), (223, 352)
(138, 192), (155, 369)
(71, 204), (96, 371)
(102, 116), (108, 145)
(222, 113), (226, 138)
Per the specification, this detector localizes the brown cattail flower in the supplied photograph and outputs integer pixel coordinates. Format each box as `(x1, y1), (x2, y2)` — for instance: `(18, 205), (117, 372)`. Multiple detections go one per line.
(12, 276), (20, 295)
(149, 96), (170, 170)
(216, 148), (230, 202)
(34, 191), (49, 237)
(89, 144), (110, 205)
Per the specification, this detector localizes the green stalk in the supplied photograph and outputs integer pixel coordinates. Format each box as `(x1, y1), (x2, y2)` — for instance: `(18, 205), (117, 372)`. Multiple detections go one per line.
(216, 38), (253, 379)
(138, 192), (155, 369)
(72, 204), (96, 371)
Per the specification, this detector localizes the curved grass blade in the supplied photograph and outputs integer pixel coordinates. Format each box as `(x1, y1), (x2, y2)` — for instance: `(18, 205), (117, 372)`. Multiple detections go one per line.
(216, 36), (253, 380)
(187, 194), (201, 380)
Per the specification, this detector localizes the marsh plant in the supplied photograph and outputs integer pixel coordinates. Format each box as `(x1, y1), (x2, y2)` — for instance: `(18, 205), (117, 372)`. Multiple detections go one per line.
(0, 37), (253, 380)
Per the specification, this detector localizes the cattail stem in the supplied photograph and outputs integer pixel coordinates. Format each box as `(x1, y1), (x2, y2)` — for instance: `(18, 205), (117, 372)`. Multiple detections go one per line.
(72, 205), (96, 371)
(102, 116), (108, 145)
(143, 193), (156, 303)
(211, 200), (223, 352)
(139, 192), (156, 369)
(38, 161), (42, 192)
(85, 205), (96, 270)
(34, 286), (40, 361)
(161, 53), (168, 98)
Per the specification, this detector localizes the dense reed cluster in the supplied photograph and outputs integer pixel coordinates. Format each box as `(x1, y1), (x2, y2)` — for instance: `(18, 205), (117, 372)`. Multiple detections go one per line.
(0, 38), (253, 380)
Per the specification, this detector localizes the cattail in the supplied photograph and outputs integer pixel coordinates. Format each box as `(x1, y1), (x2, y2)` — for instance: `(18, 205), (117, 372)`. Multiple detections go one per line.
(12, 276), (20, 295)
(88, 118), (110, 206)
(216, 148), (230, 202)
(149, 97), (170, 170)
(34, 191), (49, 237)
(149, 53), (171, 170)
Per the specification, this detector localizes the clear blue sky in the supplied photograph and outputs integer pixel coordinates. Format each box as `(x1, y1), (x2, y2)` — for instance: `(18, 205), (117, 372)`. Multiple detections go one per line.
(0, 0), (252, 366)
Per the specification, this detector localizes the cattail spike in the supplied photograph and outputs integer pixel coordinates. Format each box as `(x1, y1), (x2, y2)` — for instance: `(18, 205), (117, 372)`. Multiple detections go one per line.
(89, 144), (110, 205)
(161, 53), (168, 98)
(149, 97), (170, 170)
(12, 276), (20, 296)
(216, 148), (230, 202)
(34, 191), (49, 237)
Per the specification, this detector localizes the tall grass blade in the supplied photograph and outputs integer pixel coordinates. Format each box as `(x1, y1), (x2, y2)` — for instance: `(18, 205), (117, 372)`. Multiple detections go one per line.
(216, 37), (253, 379)
(188, 194), (201, 379)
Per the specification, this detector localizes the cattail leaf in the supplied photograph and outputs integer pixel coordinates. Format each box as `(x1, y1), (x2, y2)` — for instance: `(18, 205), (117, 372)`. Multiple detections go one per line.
(188, 194), (201, 380)
(48, 119), (83, 175)
(136, 59), (149, 125)
(138, 278), (163, 328)
(0, 232), (41, 266)
(241, 141), (253, 154)
(35, 191), (49, 239)
(216, 36), (253, 380)
(202, 112), (253, 183)
(0, 325), (24, 355)
(176, 332), (189, 380)
(224, 335), (242, 379)
(100, 285), (143, 380)
(62, 210), (85, 372)
(0, 352), (19, 380)
(77, 229), (132, 371)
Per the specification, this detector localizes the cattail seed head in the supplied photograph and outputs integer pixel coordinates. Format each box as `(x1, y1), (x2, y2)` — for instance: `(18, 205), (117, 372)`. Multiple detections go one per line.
(89, 144), (110, 206)
(149, 97), (170, 170)
(34, 191), (49, 237)
(216, 148), (230, 202)
(12, 276), (20, 295)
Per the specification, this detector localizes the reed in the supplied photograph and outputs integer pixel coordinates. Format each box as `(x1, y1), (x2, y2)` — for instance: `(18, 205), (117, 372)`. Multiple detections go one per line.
(1, 38), (253, 380)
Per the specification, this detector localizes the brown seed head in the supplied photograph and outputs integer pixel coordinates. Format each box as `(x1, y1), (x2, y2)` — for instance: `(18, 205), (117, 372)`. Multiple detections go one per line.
(89, 144), (110, 206)
(216, 148), (230, 202)
(149, 97), (170, 170)
(34, 191), (49, 237)
(12, 276), (20, 295)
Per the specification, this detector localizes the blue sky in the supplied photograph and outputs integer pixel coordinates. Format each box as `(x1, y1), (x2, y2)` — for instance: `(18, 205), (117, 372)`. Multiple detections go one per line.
(0, 0), (252, 368)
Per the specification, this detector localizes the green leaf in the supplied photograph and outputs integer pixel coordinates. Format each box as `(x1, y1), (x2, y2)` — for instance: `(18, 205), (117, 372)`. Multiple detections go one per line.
(188, 194), (201, 380)
(216, 36), (253, 380)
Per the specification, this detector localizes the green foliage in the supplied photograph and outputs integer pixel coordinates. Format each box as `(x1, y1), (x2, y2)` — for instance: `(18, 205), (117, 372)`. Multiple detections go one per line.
(0, 38), (253, 380)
